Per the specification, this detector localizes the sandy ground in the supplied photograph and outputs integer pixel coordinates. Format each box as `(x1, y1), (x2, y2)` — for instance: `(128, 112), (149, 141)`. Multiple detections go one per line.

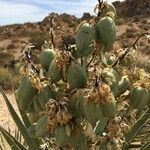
(0, 91), (18, 132)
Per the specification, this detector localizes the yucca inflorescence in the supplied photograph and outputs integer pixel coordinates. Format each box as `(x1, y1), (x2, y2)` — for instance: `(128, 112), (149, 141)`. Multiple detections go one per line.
(0, 0), (150, 150)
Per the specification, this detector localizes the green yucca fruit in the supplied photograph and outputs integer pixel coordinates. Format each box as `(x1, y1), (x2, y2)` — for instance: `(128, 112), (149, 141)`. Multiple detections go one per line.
(75, 23), (96, 58)
(130, 86), (149, 110)
(69, 93), (85, 119)
(120, 54), (134, 68)
(101, 2), (117, 18)
(101, 97), (117, 118)
(28, 116), (48, 138)
(36, 86), (55, 110)
(27, 124), (37, 138)
(96, 16), (116, 52)
(16, 77), (37, 111)
(70, 133), (87, 150)
(99, 142), (117, 150)
(102, 68), (120, 96)
(84, 101), (102, 127)
(40, 48), (56, 71)
(26, 101), (35, 113)
(107, 55), (116, 65)
(66, 62), (87, 90)
(35, 116), (49, 137)
(54, 125), (70, 146)
(33, 96), (44, 112)
(47, 58), (63, 83)
(94, 115), (109, 135)
(116, 76), (130, 96)
(99, 141), (108, 150)
(28, 112), (41, 123)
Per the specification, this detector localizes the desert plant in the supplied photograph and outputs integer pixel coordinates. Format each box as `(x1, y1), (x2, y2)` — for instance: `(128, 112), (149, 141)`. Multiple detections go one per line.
(29, 33), (46, 49)
(0, 1), (150, 150)
(0, 68), (19, 90)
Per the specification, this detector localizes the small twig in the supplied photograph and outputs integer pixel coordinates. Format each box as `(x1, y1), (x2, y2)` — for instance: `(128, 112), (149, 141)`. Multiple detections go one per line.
(112, 32), (148, 67)
(24, 51), (39, 75)
(97, 0), (103, 17)
(61, 36), (69, 51)
(86, 54), (95, 68)
(21, 43), (39, 75)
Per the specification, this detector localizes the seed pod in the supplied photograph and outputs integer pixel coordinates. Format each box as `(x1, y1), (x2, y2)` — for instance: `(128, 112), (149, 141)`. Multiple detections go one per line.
(28, 112), (41, 123)
(66, 62), (87, 90)
(27, 124), (37, 138)
(107, 55), (116, 65)
(130, 86), (149, 110)
(33, 95), (43, 112)
(102, 68), (120, 96)
(40, 48), (56, 71)
(94, 116), (109, 135)
(26, 101), (35, 113)
(75, 23), (96, 58)
(120, 53), (134, 68)
(116, 76), (130, 96)
(16, 77), (37, 111)
(84, 101), (102, 127)
(99, 141), (108, 150)
(54, 125), (70, 146)
(101, 2), (117, 18)
(70, 133), (87, 150)
(36, 86), (55, 110)
(47, 58), (63, 83)
(101, 97), (117, 118)
(68, 93), (85, 119)
(96, 16), (116, 52)
(35, 116), (49, 137)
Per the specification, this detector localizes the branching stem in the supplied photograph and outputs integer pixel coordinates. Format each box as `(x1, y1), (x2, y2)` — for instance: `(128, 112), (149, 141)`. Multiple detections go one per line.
(112, 32), (148, 67)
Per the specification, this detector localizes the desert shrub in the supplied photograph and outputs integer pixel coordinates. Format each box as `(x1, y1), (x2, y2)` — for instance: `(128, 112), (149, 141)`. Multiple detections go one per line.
(135, 52), (150, 72)
(29, 32), (46, 49)
(0, 68), (19, 90)
(116, 18), (125, 25)
(68, 22), (76, 28)
(7, 43), (16, 49)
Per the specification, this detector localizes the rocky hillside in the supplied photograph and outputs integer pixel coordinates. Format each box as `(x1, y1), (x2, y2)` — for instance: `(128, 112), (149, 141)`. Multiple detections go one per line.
(0, 0), (149, 71)
(113, 0), (150, 17)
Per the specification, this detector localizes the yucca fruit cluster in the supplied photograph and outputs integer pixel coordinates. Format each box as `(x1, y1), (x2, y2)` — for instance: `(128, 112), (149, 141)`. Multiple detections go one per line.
(1, 1), (150, 150)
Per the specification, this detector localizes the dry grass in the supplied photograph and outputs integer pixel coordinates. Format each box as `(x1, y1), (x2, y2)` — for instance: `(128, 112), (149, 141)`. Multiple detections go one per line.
(0, 68), (19, 90)
(134, 52), (150, 72)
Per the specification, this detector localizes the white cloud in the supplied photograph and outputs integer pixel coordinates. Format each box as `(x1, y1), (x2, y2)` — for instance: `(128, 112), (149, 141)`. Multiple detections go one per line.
(0, 0), (48, 25)
(0, 1), (43, 18)
(0, 0), (122, 25)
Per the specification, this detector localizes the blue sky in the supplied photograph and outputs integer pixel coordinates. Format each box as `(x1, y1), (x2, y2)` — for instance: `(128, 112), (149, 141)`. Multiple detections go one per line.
(0, 0), (123, 25)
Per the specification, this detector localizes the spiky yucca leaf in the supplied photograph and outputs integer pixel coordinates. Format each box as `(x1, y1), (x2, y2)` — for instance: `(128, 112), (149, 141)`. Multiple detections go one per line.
(0, 127), (21, 150)
(16, 100), (32, 129)
(141, 140), (150, 150)
(0, 133), (10, 150)
(123, 109), (150, 150)
(0, 86), (39, 150)
(0, 125), (27, 150)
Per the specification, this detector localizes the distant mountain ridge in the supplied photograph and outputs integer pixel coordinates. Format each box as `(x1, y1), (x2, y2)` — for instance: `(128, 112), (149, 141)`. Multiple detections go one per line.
(0, 0), (149, 69)
(113, 0), (150, 17)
